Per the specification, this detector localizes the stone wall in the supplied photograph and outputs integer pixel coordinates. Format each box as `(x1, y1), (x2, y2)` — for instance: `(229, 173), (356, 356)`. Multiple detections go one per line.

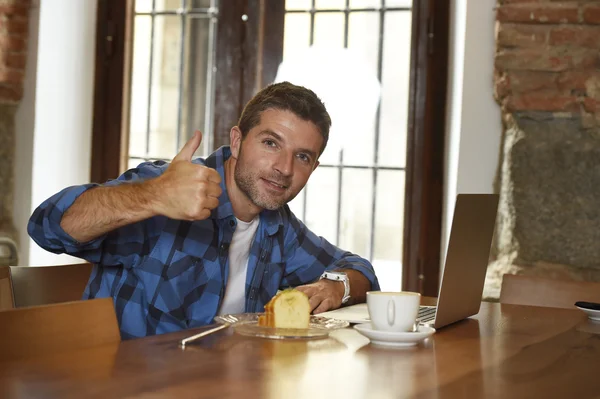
(0, 0), (30, 247)
(485, 0), (600, 298)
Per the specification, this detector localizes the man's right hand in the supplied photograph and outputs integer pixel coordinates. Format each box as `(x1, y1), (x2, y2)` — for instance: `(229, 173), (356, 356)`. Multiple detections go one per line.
(151, 131), (222, 221)
(59, 130), (222, 243)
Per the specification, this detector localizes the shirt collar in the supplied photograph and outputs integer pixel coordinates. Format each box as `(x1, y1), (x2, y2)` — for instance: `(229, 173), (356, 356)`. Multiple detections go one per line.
(198, 146), (282, 236)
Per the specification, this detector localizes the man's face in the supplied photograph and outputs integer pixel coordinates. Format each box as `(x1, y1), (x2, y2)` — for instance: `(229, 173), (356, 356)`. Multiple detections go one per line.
(231, 108), (323, 211)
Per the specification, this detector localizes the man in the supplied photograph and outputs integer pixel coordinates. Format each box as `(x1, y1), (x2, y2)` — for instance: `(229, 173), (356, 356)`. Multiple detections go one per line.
(28, 82), (380, 339)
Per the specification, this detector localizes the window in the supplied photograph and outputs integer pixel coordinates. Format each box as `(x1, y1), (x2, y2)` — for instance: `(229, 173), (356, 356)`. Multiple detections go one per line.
(279, 0), (413, 291)
(128, 0), (218, 168)
(91, 0), (449, 295)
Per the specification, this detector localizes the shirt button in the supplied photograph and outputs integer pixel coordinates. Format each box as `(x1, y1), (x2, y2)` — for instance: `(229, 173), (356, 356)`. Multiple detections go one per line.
(229, 220), (235, 227)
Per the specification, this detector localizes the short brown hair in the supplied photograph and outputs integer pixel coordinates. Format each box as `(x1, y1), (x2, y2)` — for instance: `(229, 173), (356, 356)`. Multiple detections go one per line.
(237, 81), (331, 155)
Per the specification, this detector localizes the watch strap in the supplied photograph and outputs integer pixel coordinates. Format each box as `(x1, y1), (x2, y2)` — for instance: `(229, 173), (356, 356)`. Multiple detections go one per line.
(321, 271), (351, 304)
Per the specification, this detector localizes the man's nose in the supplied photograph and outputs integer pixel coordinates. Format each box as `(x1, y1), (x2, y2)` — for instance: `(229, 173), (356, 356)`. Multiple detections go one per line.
(274, 151), (294, 177)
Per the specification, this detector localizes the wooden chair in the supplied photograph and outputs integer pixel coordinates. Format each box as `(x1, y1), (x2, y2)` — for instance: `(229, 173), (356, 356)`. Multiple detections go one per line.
(7, 263), (93, 308)
(0, 266), (13, 310)
(0, 297), (121, 361)
(500, 274), (600, 310)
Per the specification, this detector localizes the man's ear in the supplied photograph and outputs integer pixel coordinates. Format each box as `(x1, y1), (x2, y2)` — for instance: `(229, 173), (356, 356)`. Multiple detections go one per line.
(313, 160), (320, 171)
(230, 126), (242, 159)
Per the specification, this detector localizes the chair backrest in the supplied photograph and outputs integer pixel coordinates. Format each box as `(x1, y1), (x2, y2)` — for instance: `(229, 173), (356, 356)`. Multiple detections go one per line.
(0, 266), (14, 310)
(0, 297), (121, 361)
(9, 263), (93, 308)
(500, 274), (600, 310)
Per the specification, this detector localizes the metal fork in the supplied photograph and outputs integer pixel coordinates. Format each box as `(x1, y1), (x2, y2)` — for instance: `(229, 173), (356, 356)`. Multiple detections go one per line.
(180, 323), (231, 349)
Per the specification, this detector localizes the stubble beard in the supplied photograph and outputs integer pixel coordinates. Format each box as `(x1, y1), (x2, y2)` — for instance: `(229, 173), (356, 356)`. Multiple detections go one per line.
(234, 150), (290, 211)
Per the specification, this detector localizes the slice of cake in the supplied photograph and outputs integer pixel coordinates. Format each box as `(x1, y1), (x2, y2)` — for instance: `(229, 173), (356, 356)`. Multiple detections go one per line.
(257, 289), (310, 329)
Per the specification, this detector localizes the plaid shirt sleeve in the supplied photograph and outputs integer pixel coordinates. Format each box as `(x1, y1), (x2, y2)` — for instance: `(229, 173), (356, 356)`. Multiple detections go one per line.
(279, 206), (380, 290)
(27, 161), (168, 267)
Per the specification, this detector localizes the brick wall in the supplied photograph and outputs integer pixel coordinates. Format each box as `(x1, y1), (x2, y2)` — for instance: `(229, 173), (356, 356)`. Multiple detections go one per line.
(0, 0), (29, 104)
(486, 0), (600, 298)
(0, 0), (30, 252)
(495, 1), (600, 117)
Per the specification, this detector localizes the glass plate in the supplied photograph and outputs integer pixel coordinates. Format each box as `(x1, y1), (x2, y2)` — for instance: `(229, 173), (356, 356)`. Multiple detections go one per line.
(214, 313), (349, 340)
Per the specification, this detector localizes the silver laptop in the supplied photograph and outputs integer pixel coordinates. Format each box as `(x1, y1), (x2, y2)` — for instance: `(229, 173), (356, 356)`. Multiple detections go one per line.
(320, 194), (499, 329)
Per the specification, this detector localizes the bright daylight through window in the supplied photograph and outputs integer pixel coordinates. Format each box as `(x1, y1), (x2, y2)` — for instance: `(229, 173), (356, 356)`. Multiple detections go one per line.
(127, 0), (412, 291)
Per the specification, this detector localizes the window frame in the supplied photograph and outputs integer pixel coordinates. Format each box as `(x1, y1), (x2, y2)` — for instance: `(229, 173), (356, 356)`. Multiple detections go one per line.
(403, 0), (450, 295)
(91, 0), (132, 183)
(90, 0), (449, 296)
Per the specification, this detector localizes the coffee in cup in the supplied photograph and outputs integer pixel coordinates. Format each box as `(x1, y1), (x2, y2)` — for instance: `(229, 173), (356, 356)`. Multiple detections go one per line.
(366, 291), (421, 332)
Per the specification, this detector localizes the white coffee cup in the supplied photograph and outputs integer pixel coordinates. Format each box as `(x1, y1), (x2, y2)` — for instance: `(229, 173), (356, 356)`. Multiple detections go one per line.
(366, 291), (421, 332)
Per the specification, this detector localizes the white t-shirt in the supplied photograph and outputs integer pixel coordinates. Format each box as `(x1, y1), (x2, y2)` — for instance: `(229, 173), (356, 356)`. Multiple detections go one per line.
(218, 217), (259, 315)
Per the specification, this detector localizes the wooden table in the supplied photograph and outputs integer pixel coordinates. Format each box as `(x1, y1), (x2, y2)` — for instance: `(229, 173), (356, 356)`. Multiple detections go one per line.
(1, 302), (599, 399)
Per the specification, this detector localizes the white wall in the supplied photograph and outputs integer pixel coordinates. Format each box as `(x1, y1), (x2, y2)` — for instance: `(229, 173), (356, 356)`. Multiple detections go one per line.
(13, 0), (39, 266)
(13, 0), (98, 266)
(442, 0), (502, 267)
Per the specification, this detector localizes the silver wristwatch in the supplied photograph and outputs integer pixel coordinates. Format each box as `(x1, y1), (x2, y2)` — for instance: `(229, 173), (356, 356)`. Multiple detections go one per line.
(320, 271), (351, 304)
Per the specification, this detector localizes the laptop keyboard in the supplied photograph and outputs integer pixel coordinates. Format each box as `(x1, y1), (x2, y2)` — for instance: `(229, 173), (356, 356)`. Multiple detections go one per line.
(417, 306), (437, 323)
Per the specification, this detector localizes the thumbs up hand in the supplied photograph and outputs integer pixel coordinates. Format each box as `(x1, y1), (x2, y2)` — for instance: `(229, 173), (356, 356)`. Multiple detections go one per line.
(152, 131), (222, 221)
(172, 129), (205, 163)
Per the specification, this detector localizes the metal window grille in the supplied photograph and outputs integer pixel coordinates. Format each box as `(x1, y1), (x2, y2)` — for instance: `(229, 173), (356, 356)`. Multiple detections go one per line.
(128, 0), (411, 277)
(129, 0), (218, 167)
(286, 0), (411, 263)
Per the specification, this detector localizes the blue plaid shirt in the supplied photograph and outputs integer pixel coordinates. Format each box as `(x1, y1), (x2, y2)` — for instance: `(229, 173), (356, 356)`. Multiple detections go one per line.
(28, 146), (380, 339)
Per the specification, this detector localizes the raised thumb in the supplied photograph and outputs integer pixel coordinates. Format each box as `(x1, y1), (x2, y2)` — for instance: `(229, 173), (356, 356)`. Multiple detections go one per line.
(173, 130), (202, 162)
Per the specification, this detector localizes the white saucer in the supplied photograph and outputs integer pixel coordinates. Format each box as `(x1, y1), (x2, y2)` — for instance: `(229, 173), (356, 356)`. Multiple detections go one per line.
(353, 323), (436, 347)
(576, 305), (600, 322)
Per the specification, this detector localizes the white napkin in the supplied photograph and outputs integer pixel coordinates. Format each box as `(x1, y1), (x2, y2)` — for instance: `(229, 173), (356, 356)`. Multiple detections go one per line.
(318, 303), (370, 324)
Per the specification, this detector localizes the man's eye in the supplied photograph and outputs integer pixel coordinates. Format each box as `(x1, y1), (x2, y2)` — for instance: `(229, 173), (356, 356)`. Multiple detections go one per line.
(298, 154), (310, 163)
(264, 140), (276, 147)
